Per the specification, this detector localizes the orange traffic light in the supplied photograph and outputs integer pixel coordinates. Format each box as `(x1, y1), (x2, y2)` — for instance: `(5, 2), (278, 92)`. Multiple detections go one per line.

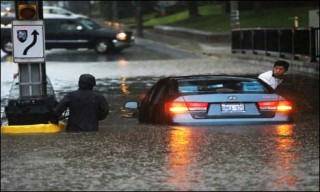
(18, 4), (37, 20)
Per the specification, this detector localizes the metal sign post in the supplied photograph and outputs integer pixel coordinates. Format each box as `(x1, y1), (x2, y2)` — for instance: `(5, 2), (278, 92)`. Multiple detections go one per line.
(4, 0), (56, 125)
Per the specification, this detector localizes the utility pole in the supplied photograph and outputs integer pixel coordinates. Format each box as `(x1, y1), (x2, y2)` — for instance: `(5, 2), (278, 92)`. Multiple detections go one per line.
(135, 0), (143, 37)
(230, 1), (240, 29)
(112, 1), (118, 24)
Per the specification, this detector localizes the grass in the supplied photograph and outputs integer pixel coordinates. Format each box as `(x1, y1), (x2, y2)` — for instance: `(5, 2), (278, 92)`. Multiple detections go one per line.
(120, 4), (317, 32)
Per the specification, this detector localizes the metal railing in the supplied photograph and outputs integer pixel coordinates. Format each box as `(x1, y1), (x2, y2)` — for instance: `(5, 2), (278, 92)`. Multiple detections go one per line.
(231, 28), (320, 63)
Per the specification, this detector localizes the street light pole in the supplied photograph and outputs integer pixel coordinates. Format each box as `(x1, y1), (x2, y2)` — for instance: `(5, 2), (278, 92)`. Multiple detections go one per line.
(230, 1), (240, 30)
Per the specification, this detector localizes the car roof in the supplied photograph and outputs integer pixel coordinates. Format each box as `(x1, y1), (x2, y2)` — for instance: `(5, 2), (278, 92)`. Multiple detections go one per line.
(43, 6), (68, 9)
(169, 75), (258, 81)
(0, 13), (85, 22)
(43, 13), (82, 19)
(43, 6), (88, 18)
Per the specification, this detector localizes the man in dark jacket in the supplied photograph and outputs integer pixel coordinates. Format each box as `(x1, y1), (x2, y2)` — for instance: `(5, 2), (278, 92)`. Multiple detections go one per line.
(50, 74), (109, 132)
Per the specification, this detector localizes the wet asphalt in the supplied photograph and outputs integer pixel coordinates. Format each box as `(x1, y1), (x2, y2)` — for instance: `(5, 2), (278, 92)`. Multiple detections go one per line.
(1, 35), (319, 191)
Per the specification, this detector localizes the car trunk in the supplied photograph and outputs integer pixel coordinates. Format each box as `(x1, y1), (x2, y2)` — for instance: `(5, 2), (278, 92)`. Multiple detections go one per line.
(180, 93), (281, 119)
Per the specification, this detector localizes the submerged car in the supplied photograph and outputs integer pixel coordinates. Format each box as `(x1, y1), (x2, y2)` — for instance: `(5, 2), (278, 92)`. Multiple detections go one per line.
(124, 75), (293, 125)
(1, 14), (134, 54)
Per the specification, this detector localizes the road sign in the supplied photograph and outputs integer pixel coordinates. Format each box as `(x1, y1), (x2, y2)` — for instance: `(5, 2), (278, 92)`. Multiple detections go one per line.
(12, 20), (45, 63)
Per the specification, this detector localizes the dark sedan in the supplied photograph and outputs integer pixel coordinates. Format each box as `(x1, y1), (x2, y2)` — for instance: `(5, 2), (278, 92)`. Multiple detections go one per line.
(1, 14), (134, 54)
(124, 75), (293, 125)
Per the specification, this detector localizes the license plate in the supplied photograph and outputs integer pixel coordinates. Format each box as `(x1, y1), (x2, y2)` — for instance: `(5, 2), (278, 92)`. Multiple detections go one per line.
(221, 103), (245, 113)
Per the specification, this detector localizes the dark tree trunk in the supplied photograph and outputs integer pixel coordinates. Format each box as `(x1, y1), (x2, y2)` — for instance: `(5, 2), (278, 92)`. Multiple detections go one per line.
(253, 1), (263, 15)
(135, 1), (143, 37)
(187, 1), (199, 18)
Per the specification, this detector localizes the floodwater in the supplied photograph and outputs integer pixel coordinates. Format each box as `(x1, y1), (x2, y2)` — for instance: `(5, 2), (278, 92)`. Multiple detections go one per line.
(1, 50), (319, 191)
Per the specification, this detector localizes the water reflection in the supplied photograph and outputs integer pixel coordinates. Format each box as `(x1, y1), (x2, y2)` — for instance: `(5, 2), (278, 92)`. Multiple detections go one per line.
(265, 124), (298, 190)
(165, 126), (205, 190)
(120, 77), (130, 95)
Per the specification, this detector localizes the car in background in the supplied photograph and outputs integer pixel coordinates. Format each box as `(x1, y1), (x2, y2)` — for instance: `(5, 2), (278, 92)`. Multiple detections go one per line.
(1, 1), (14, 17)
(1, 1), (14, 27)
(43, 6), (87, 18)
(124, 75), (293, 125)
(1, 14), (134, 54)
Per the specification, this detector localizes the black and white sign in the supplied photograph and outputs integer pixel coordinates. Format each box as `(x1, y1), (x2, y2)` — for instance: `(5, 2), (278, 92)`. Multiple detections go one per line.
(12, 20), (45, 63)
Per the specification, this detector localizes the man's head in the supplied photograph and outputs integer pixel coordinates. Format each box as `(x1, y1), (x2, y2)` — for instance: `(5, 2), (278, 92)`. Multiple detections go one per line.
(78, 74), (96, 90)
(273, 60), (289, 78)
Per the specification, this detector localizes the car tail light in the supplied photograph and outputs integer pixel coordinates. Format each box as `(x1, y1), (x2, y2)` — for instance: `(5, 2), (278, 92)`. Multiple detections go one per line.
(166, 102), (208, 114)
(185, 102), (208, 111)
(258, 100), (292, 112)
(277, 100), (292, 111)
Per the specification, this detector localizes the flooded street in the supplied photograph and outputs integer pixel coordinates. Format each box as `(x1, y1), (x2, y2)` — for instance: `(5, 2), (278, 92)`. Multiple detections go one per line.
(1, 38), (319, 191)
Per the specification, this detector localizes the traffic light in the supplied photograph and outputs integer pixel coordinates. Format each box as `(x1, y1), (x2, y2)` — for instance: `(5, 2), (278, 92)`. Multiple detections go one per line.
(18, 4), (37, 20)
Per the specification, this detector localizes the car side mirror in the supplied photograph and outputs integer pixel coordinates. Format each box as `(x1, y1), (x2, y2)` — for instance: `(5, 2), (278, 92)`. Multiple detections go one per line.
(124, 101), (139, 109)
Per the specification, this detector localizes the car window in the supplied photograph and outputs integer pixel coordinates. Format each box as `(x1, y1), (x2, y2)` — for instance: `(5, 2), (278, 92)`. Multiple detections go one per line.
(146, 79), (169, 104)
(44, 19), (61, 31)
(78, 18), (101, 30)
(44, 8), (72, 16)
(60, 20), (78, 31)
(178, 79), (269, 93)
(151, 84), (167, 105)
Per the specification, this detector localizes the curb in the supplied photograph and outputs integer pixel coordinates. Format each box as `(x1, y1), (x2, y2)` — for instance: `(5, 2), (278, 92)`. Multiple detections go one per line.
(153, 25), (231, 43)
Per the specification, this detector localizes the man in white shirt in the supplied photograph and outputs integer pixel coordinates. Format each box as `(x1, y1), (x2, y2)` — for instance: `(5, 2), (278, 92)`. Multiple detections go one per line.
(258, 60), (289, 89)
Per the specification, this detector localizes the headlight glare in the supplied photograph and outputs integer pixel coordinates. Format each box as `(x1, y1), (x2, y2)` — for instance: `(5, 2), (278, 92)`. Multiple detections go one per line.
(117, 32), (127, 41)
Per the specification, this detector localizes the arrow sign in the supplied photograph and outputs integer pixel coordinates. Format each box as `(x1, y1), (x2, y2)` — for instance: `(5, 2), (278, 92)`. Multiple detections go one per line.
(23, 30), (39, 55)
(12, 20), (45, 63)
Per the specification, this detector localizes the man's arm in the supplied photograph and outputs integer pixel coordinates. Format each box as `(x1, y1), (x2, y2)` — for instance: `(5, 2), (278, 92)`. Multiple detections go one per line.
(50, 94), (71, 124)
(97, 94), (109, 120)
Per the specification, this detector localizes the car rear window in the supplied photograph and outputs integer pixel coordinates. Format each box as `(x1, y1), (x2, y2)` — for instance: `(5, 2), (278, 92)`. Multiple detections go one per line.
(177, 78), (269, 94)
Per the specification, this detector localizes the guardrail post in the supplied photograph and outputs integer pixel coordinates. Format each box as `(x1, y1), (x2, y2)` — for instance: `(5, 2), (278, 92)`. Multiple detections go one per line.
(278, 29), (283, 58)
(309, 28), (317, 62)
(264, 29), (268, 56)
(231, 27), (318, 63)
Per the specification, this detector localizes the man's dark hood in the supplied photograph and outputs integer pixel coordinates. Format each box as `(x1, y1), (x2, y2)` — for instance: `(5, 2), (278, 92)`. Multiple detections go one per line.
(78, 74), (96, 90)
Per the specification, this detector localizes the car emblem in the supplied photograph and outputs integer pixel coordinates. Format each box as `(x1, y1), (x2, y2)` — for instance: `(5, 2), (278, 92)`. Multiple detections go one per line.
(17, 30), (28, 43)
(228, 96), (237, 100)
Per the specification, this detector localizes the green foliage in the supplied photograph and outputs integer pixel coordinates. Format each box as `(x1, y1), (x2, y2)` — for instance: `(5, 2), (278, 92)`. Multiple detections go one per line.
(144, 10), (189, 26)
(239, 7), (315, 28)
(120, 3), (316, 32)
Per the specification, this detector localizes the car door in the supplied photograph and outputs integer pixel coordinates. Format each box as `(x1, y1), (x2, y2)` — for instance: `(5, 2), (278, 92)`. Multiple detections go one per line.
(144, 78), (174, 124)
(45, 18), (89, 49)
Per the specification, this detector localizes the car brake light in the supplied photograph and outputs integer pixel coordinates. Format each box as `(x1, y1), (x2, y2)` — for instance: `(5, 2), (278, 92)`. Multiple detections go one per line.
(277, 100), (292, 111)
(166, 102), (208, 114)
(166, 102), (188, 113)
(185, 102), (208, 111)
(258, 101), (292, 112)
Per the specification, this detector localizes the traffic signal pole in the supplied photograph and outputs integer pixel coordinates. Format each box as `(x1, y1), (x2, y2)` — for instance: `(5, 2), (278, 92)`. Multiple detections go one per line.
(2, 0), (60, 129)
(14, 0), (46, 97)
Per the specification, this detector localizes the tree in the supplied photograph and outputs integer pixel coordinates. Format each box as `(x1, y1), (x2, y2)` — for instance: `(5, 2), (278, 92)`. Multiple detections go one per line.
(112, 1), (118, 22)
(253, 1), (263, 16)
(187, 1), (199, 18)
(67, 1), (91, 16)
(134, 1), (143, 37)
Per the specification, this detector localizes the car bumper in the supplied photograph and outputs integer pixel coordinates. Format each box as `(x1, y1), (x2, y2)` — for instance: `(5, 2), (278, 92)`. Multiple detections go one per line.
(113, 36), (135, 50)
(170, 113), (292, 125)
